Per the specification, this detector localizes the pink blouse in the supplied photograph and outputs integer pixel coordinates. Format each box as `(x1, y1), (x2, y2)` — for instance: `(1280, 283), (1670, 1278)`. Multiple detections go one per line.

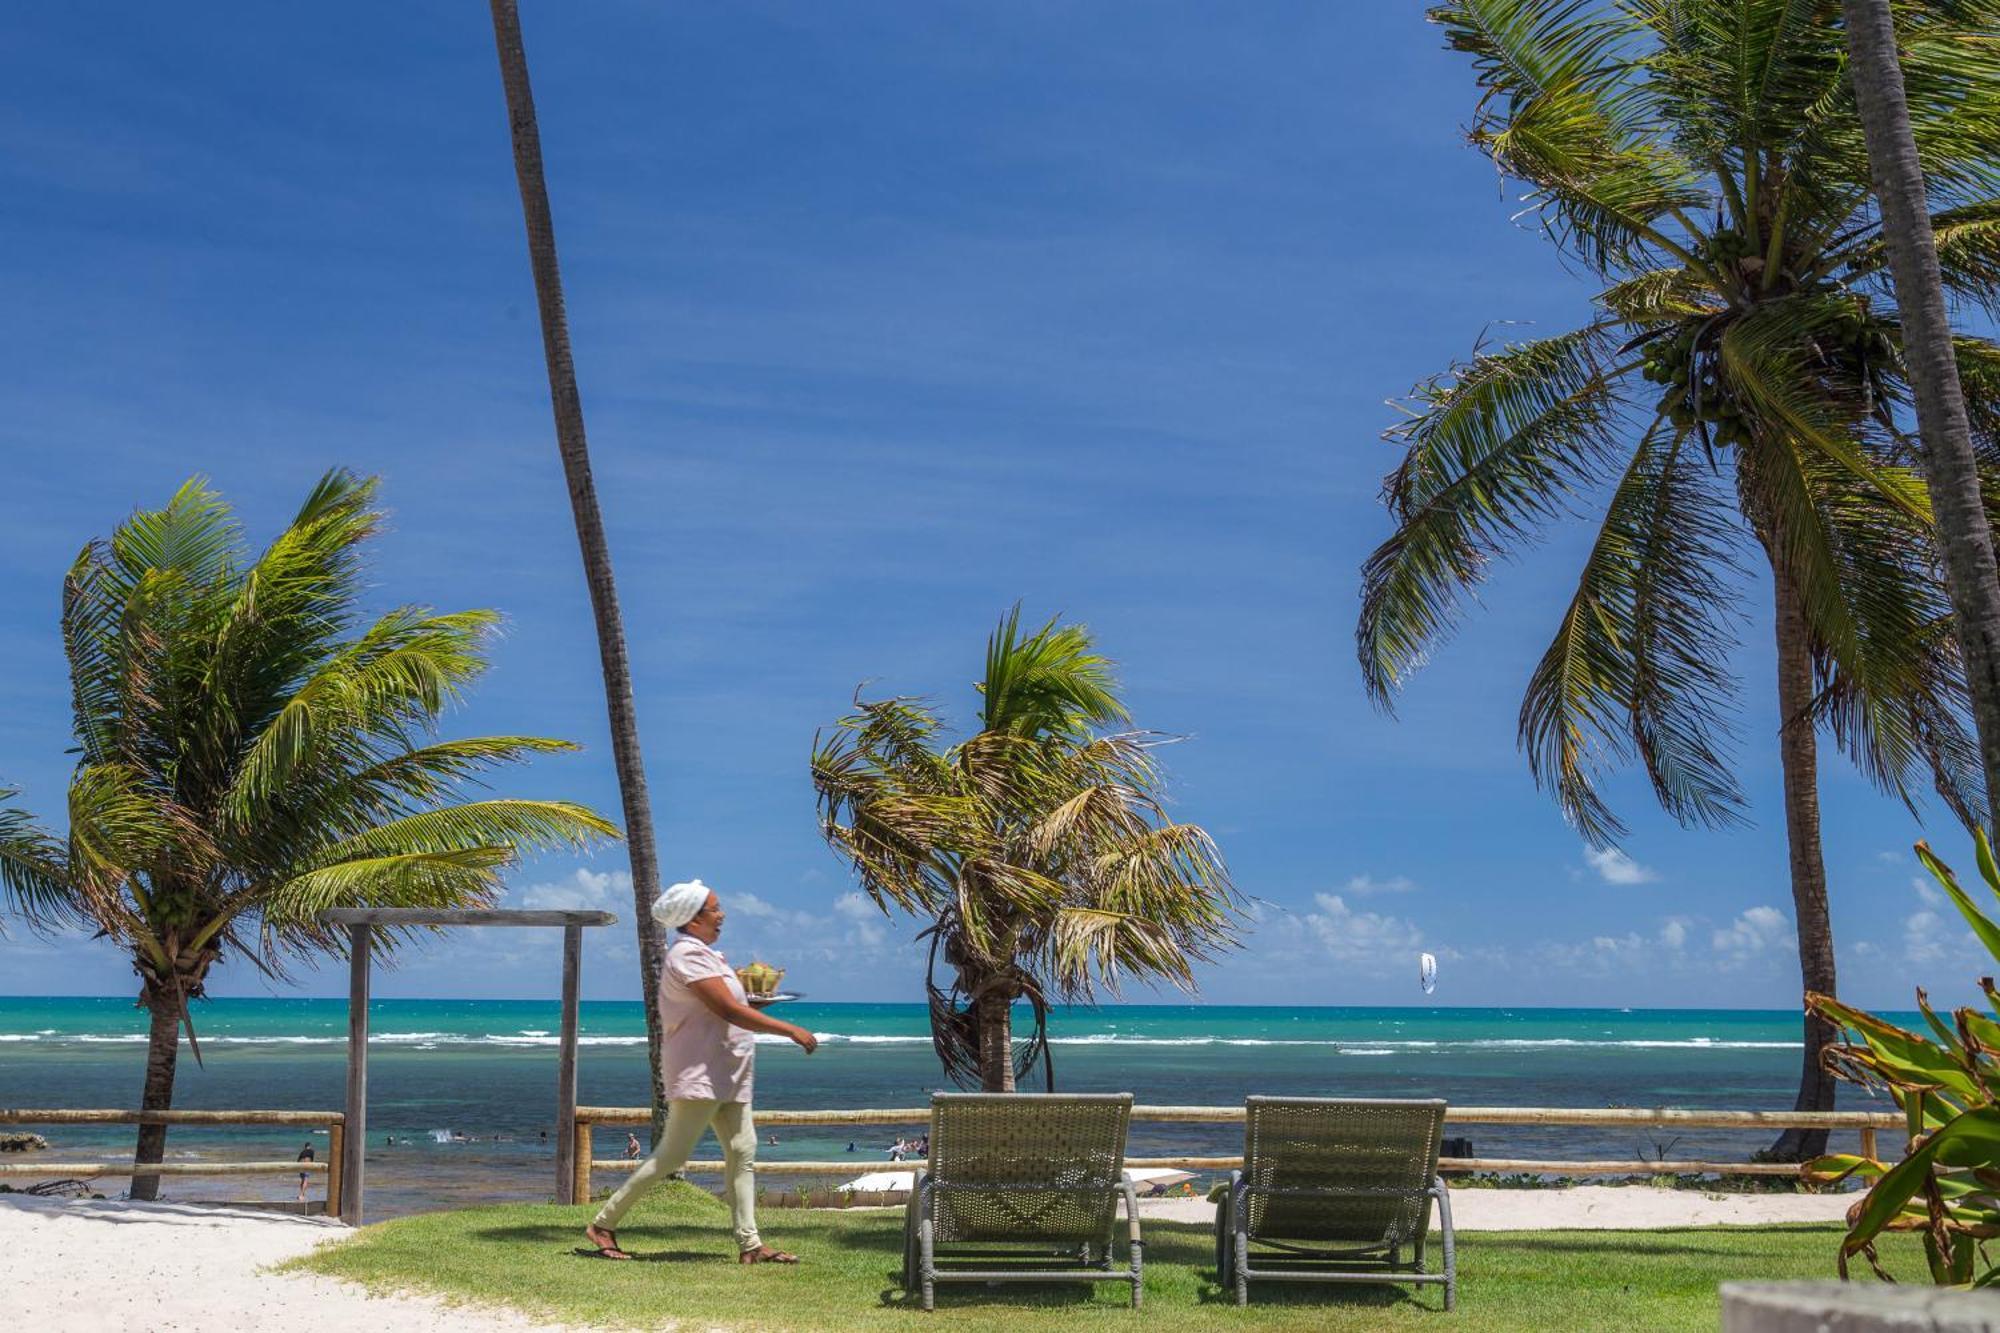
(659, 934), (756, 1103)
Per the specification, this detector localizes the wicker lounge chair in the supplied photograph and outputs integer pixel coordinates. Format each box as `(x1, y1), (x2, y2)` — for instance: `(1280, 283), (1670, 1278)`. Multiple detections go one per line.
(1217, 1096), (1455, 1310)
(902, 1092), (1142, 1311)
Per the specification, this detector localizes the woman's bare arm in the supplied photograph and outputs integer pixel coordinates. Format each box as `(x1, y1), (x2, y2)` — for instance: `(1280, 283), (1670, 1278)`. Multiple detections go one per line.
(689, 977), (818, 1052)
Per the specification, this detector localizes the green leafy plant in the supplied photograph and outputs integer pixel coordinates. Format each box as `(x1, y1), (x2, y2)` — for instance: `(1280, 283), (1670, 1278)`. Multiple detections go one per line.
(1809, 835), (2000, 1284)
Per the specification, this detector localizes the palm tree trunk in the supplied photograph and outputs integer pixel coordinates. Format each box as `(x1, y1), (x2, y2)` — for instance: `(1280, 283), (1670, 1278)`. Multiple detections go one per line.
(1842, 0), (2000, 839)
(1767, 560), (1839, 1162)
(130, 998), (179, 1201)
(977, 989), (1015, 1093)
(487, 0), (671, 1139)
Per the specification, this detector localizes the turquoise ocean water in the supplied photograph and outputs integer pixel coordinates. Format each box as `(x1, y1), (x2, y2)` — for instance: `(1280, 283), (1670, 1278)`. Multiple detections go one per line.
(0, 997), (1896, 1218)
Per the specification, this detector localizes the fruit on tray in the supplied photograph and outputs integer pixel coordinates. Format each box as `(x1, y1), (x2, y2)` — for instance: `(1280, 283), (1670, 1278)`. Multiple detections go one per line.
(735, 960), (785, 997)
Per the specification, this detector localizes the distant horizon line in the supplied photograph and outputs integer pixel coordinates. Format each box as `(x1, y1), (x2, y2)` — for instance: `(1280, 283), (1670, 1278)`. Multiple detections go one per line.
(0, 993), (1851, 1015)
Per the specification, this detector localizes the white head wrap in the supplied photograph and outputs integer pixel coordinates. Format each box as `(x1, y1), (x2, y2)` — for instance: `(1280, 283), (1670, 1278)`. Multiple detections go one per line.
(652, 878), (713, 931)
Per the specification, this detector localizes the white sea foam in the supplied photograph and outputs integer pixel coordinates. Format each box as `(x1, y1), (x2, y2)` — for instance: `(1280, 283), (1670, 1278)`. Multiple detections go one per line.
(3, 1030), (1803, 1052)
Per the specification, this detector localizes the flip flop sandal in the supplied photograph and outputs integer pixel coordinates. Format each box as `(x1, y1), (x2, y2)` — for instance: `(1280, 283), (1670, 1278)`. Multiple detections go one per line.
(739, 1246), (799, 1265)
(579, 1231), (634, 1260)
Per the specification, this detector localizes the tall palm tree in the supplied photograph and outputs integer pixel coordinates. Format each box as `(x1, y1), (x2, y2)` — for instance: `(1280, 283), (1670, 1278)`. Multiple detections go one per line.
(1841, 0), (2000, 839)
(486, 0), (672, 1133)
(0, 472), (616, 1198)
(1360, 0), (2000, 1159)
(812, 608), (1239, 1092)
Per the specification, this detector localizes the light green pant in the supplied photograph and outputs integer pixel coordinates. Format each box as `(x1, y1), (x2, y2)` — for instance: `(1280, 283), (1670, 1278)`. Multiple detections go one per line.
(592, 1099), (760, 1251)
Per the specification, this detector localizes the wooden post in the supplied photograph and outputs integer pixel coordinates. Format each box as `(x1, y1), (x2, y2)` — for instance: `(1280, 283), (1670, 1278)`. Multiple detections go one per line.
(574, 1118), (593, 1204)
(326, 1119), (345, 1220)
(555, 923), (582, 1204)
(1861, 1127), (1880, 1161)
(342, 923), (371, 1226)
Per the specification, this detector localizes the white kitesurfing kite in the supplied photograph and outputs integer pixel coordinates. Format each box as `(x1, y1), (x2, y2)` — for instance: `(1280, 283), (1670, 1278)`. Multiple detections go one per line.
(1419, 952), (1438, 995)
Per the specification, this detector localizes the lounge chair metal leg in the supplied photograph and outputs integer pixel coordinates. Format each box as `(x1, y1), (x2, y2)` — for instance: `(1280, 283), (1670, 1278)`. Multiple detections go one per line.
(1214, 1189), (1233, 1285)
(1231, 1170), (1251, 1306)
(918, 1177), (936, 1312)
(1131, 1239), (1143, 1308)
(1233, 1228), (1249, 1307)
(1433, 1175), (1457, 1313)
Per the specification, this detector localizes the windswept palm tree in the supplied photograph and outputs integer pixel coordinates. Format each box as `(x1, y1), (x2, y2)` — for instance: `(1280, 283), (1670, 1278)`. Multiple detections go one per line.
(0, 472), (617, 1197)
(1841, 0), (2000, 834)
(1360, 0), (2000, 1158)
(812, 609), (1239, 1092)
(486, 0), (673, 1136)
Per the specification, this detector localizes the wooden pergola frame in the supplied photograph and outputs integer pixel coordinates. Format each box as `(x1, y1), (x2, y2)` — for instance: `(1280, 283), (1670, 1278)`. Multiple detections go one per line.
(317, 907), (616, 1225)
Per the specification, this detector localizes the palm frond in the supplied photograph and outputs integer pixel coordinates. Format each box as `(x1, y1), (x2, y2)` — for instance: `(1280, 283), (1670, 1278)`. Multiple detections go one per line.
(306, 799), (617, 867)
(1434, 0), (1708, 273)
(1520, 426), (1748, 844)
(1844, 199), (2000, 319)
(223, 607), (501, 827)
(1718, 294), (1929, 523)
(979, 604), (1128, 736)
(0, 797), (78, 934)
(1360, 325), (1630, 704)
(1598, 266), (1721, 322)
(258, 847), (517, 934)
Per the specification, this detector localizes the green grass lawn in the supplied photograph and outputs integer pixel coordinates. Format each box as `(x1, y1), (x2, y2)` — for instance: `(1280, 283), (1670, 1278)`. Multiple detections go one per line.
(291, 1181), (1900, 1332)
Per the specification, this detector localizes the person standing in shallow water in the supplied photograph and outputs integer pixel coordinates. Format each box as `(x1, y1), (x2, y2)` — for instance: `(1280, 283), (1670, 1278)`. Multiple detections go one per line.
(583, 879), (817, 1264)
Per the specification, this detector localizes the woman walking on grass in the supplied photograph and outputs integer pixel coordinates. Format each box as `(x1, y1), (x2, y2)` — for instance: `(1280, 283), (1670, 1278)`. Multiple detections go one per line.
(583, 879), (818, 1264)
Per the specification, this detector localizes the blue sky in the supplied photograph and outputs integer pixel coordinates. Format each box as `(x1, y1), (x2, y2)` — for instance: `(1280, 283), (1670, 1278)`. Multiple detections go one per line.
(0, 3), (1978, 1008)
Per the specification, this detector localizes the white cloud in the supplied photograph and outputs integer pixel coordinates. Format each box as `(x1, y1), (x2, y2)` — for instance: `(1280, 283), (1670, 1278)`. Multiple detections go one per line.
(1525, 908), (1786, 979)
(832, 891), (887, 946)
(729, 891), (781, 919)
(1583, 847), (1659, 886)
(1712, 906), (1789, 964)
(1912, 875), (1945, 908)
(833, 892), (879, 920)
(1343, 874), (1418, 897)
(1300, 893), (1425, 971)
(514, 867), (631, 911)
(1903, 910), (1947, 965)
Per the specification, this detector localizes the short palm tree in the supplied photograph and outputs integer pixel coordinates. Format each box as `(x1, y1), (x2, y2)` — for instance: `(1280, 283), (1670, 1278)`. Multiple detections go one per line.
(1360, 0), (2000, 1158)
(812, 608), (1239, 1092)
(0, 472), (617, 1197)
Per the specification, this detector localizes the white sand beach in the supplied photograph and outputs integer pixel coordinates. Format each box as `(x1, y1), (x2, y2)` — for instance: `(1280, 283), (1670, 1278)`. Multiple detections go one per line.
(0, 1195), (567, 1332)
(2, 1187), (1853, 1331)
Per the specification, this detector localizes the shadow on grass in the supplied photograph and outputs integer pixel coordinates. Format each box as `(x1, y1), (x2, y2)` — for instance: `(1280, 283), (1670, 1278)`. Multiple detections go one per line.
(1190, 1273), (1436, 1312)
(469, 1222), (724, 1265)
(1481, 1232), (1819, 1257)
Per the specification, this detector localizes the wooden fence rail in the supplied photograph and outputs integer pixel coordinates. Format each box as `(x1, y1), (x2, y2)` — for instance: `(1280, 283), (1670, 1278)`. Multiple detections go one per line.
(0, 1109), (341, 1126)
(570, 1104), (1901, 1203)
(0, 1108), (346, 1216)
(0, 1161), (328, 1178)
(574, 1104), (1900, 1129)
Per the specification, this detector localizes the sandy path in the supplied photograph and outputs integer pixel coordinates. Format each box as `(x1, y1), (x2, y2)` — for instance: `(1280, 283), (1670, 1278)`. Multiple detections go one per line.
(1138, 1184), (1855, 1229)
(0, 1196), (566, 1332)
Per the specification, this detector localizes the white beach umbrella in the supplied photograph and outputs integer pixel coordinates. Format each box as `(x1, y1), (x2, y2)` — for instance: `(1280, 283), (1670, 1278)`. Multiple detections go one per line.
(1123, 1167), (1196, 1193)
